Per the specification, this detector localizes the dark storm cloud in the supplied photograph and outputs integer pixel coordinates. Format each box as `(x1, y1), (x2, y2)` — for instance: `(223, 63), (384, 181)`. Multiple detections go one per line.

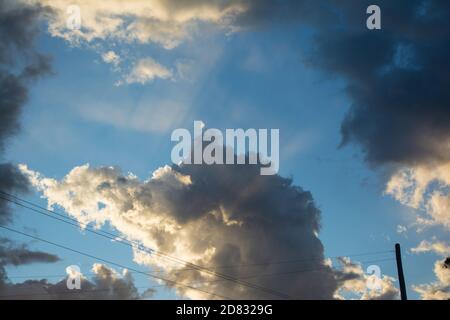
(235, 0), (337, 29)
(170, 161), (334, 299)
(0, 237), (140, 300)
(238, 0), (450, 167)
(0, 1), (58, 293)
(0, 240), (51, 263)
(0, 262), (144, 300)
(0, 164), (29, 224)
(0, 1), (52, 220)
(0, 237), (59, 291)
(0, 0), (52, 150)
(24, 159), (341, 299)
(315, 0), (450, 167)
(173, 158), (321, 230)
(0, 238), (59, 266)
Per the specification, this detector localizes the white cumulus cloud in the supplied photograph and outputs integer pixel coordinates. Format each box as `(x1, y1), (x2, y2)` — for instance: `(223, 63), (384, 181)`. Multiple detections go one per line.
(385, 163), (450, 229)
(19, 161), (400, 300)
(413, 258), (450, 300)
(411, 240), (450, 257)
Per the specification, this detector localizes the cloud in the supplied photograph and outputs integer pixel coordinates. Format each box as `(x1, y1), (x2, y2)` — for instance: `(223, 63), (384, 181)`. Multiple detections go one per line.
(0, 0), (52, 224)
(411, 240), (450, 257)
(20, 0), (247, 83)
(0, 237), (60, 293)
(79, 99), (187, 133)
(413, 257), (450, 300)
(385, 163), (450, 229)
(23, 0), (336, 85)
(0, 238), (59, 267)
(0, 0), (52, 214)
(0, 210), (141, 300)
(120, 57), (172, 85)
(71, 0), (448, 228)
(101, 50), (120, 67)
(30, 0), (246, 47)
(0, 0), (51, 220)
(21, 0), (449, 160)
(22, 0), (450, 158)
(333, 257), (399, 300)
(231, 0), (450, 231)
(78, 35), (224, 134)
(5, 0), (432, 299)
(0, 262), (144, 300)
(268, 0), (450, 169)
(305, 1), (450, 230)
(0, 164), (30, 225)
(0, 1), (52, 152)
(396, 225), (407, 235)
(21, 160), (399, 299)
(189, 0), (450, 230)
(21, 161), (341, 299)
(0, 1), (60, 293)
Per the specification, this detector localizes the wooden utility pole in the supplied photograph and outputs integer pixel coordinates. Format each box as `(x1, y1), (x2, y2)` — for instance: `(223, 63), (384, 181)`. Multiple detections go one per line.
(395, 243), (407, 300)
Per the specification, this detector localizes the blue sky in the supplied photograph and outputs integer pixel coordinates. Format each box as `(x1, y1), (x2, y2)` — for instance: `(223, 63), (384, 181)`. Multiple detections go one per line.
(1, 0), (449, 300)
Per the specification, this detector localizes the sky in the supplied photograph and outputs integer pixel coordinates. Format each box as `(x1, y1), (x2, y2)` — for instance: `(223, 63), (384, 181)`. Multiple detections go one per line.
(0, 0), (449, 300)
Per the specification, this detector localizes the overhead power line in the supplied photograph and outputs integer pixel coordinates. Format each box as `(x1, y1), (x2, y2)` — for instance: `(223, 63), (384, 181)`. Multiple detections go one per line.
(0, 190), (395, 299)
(0, 190), (394, 268)
(0, 191), (292, 299)
(0, 224), (231, 300)
(5, 256), (396, 280)
(0, 256), (396, 299)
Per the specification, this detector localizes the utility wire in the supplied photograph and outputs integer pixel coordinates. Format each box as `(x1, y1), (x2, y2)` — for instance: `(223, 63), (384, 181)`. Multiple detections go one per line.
(0, 257), (396, 299)
(0, 224), (232, 300)
(0, 192), (292, 299)
(0, 190), (394, 269)
(0, 191), (394, 299)
(5, 256), (396, 280)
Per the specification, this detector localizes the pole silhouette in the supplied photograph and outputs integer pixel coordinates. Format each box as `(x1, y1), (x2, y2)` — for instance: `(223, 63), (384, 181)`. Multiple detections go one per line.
(395, 243), (407, 300)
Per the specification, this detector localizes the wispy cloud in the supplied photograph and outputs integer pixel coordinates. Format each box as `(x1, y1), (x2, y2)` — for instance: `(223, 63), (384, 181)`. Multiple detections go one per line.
(102, 50), (121, 67)
(79, 99), (187, 133)
(411, 240), (450, 257)
(119, 57), (173, 85)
